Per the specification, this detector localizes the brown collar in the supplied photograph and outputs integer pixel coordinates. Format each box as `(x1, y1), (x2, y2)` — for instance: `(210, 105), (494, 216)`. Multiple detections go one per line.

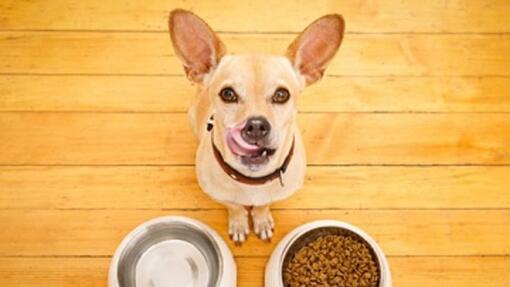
(211, 133), (295, 186)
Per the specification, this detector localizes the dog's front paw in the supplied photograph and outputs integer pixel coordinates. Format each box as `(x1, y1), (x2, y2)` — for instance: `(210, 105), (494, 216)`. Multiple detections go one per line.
(252, 206), (274, 242)
(228, 207), (250, 245)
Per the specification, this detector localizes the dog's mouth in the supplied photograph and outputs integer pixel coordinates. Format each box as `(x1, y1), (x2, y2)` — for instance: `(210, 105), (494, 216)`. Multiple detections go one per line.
(226, 128), (276, 167)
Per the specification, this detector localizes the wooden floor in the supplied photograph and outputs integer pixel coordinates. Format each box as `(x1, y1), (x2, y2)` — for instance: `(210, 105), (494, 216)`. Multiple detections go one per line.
(1, 1), (510, 286)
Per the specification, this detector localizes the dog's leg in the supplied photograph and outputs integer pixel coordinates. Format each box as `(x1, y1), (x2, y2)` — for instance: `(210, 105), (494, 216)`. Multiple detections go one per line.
(252, 205), (274, 241)
(226, 203), (250, 244)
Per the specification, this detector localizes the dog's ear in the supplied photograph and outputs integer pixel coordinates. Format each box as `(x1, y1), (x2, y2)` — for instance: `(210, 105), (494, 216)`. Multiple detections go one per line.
(286, 14), (345, 85)
(169, 9), (226, 83)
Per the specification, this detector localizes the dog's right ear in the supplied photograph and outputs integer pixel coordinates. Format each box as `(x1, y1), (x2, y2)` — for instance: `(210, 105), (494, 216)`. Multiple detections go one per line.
(169, 9), (226, 83)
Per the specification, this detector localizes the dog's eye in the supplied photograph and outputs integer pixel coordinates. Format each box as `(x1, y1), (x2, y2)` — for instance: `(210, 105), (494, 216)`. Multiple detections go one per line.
(272, 88), (290, 104)
(219, 87), (238, 103)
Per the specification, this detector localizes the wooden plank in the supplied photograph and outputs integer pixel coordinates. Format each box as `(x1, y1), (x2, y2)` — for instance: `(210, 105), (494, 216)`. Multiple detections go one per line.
(1, 32), (509, 76)
(0, 257), (108, 287)
(389, 256), (510, 287)
(0, 209), (508, 257)
(1, 0), (509, 33)
(1, 113), (509, 165)
(0, 256), (508, 287)
(2, 75), (510, 113)
(1, 166), (510, 209)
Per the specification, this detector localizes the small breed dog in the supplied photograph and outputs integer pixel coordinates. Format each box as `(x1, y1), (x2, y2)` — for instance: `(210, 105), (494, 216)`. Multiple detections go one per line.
(168, 9), (344, 244)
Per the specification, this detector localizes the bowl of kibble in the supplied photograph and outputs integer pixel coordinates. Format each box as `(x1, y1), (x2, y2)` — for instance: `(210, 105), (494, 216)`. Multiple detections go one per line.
(265, 220), (391, 287)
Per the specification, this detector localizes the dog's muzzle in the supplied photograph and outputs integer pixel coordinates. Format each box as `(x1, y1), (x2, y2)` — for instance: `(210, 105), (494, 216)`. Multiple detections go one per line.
(226, 117), (276, 166)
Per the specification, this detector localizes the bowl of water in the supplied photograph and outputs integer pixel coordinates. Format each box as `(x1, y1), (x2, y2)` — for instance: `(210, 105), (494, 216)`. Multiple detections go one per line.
(108, 216), (236, 287)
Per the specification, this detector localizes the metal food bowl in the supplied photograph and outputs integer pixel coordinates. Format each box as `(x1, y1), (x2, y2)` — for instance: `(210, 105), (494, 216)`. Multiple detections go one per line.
(265, 220), (392, 287)
(109, 216), (236, 287)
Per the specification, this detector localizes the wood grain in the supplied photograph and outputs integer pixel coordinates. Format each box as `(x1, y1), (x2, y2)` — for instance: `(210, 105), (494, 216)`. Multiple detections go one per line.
(1, 32), (509, 76)
(1, 0), (509, 33)
(2, 1), (510, 286)
(0, 256), (508, 287)
(2, 75), (510, 113)
(0, 209), (508, 257)
(1, 166), (510, 209)
(1, 113), (509, 165)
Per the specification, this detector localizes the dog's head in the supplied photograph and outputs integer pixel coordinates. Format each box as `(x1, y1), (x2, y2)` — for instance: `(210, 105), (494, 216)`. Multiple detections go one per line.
(169, 10), (344, 176)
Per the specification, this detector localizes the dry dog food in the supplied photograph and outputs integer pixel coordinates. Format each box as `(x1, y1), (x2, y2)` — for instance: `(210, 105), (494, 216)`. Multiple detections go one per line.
(283, 234), (379, 287)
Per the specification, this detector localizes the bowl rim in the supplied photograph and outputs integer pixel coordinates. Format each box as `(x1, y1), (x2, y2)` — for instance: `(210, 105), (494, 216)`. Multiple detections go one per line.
(273, 220), (391, 287)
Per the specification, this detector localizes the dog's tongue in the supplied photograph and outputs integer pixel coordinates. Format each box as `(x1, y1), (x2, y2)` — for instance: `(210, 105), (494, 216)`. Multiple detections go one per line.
(227, 122), (260, 156)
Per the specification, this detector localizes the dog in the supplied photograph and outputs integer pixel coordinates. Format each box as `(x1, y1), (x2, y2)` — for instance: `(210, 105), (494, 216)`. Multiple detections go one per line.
(168, 9), (344, 244)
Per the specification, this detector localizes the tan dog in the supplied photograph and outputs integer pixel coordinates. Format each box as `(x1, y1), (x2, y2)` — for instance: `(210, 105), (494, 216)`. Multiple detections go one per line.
(168, 10), (344, 244)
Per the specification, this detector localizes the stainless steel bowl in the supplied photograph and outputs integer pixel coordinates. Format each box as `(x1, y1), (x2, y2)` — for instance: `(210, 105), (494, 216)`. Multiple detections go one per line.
(265, 220), (392, 287)
(109, 216), (236, 287)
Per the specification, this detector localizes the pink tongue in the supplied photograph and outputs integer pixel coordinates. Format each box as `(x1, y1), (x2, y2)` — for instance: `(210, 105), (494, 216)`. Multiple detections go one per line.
(227, 122), (260, 155)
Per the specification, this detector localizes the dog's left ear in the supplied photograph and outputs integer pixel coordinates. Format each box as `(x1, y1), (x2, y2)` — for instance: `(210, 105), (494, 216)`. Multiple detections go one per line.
(169, 9), (226, 83)
(287, 14), (345, 85)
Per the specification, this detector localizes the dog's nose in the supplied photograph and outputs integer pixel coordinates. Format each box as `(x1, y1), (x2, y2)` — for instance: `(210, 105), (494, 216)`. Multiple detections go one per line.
(241, 116), (271, 144)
